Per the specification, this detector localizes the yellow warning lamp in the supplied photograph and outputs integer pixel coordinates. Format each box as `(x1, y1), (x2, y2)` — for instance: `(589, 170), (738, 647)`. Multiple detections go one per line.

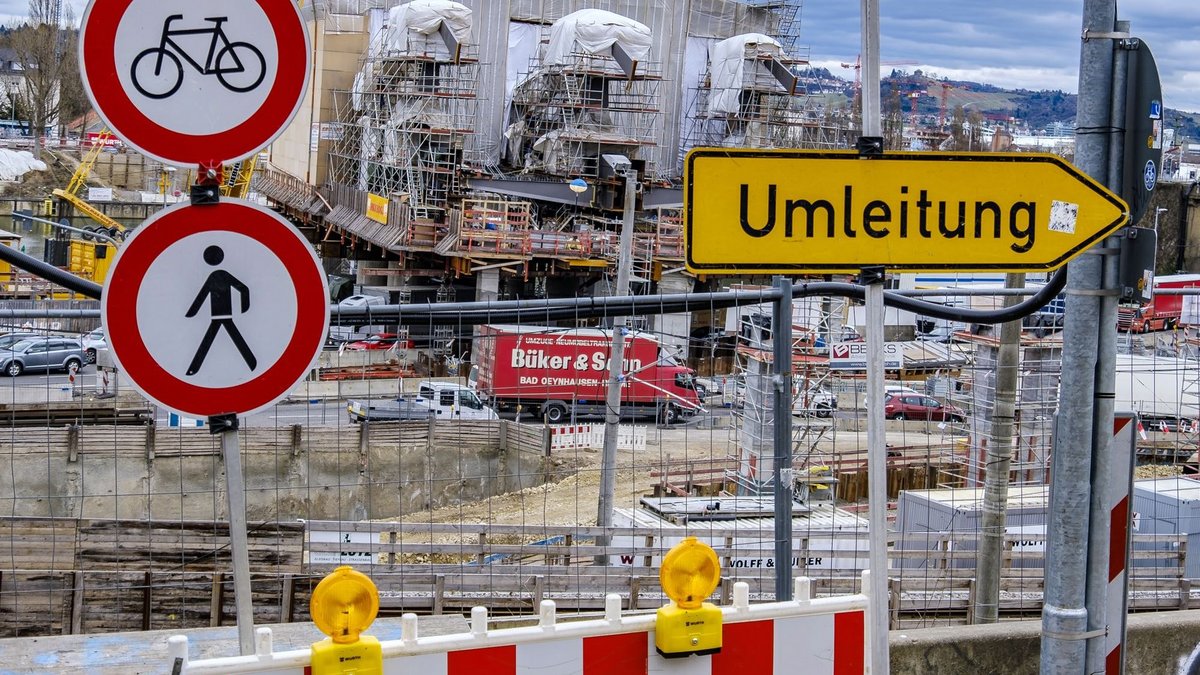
(655, 536), (723, 658)
(309, 566), (383, 674)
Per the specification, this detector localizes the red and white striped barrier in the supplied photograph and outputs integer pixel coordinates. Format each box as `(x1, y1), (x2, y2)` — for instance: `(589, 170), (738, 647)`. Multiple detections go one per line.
(549, 423), (647, 452)
(1104, 413), (1137, 673)
(169, 576), (871, 674)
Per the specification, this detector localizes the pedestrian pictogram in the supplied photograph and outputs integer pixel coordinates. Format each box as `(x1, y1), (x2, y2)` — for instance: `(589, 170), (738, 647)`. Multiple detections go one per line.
(79, 0), (310, 166)
(102, 200), (329, 418)
(185, 245), (257, 376)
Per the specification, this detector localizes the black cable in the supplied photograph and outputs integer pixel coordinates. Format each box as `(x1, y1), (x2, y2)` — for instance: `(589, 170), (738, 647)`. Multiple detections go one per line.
(0, 234), (1065, 327)
(0, 241), (103, 299)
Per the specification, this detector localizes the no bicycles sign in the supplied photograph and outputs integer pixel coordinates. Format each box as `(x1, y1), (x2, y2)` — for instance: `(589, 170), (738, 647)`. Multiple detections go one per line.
(79, 0), (310, 166)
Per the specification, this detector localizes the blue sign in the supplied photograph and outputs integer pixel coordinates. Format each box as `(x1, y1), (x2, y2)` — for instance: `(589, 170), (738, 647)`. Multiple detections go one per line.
(1143, 160), (1157, 193)
(1149, 100), (1162, 119)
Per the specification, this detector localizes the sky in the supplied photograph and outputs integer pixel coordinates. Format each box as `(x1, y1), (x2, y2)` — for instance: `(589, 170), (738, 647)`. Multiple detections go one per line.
(4, 0), (1196, 113)
(802, 0), (1200, 114)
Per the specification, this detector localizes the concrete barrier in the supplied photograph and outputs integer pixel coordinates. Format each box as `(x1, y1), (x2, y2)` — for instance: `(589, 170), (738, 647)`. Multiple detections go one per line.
(890, 609), (1200, 674)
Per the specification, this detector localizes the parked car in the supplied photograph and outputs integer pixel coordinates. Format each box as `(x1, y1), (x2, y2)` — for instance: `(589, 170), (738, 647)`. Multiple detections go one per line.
(0, 336), (85, 376)
(344, 333), (411, 351)
(793, 388), (837, 418)
(337, 294), (385, 308)
(81, 328), (106, 363)
(0, 332), (39, 350)
(347, 382), (498, 422)
(883, 393), (965, 422)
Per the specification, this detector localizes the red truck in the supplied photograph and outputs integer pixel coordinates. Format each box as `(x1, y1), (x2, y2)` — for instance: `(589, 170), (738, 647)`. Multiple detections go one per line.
(468, 325), (704, 423)
(1118, 274), (1200, 333)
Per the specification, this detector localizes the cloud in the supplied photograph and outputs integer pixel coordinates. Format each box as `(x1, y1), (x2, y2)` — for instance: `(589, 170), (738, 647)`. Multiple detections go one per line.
(802, 0), (1200, 114)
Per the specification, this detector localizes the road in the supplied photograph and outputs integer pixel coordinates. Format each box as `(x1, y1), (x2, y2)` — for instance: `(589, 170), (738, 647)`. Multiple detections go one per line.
(9, 369), (747, 429)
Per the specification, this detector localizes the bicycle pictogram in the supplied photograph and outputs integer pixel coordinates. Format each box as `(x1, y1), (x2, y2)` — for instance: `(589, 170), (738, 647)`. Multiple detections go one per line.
(130, 14), (266, 100)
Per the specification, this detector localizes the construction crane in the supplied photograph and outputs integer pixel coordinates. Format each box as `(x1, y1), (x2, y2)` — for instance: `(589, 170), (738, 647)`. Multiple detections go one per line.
(50, 130), (125, 239)
(47, 130), (128, 284)
(839, 56), (918, 115)
(182, 155), (260, 199)
(220, 155), (259, 199)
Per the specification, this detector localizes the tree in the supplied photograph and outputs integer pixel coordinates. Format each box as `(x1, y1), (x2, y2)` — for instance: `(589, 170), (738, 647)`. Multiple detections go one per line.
(5, 0), (77, 159)
(56, 7), (88, 138)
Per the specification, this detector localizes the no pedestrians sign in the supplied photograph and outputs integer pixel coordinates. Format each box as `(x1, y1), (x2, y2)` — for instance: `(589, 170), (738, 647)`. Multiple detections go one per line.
(101, 201), (329, 418)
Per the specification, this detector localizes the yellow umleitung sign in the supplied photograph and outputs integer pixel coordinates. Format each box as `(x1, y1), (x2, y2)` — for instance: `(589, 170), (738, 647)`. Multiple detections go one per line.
(684, 149), (1129, 274)
(366, 193), (389, 224)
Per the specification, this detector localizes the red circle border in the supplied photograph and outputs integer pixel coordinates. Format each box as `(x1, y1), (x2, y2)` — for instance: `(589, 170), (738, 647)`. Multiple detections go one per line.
(80, 0), (308, 166)
(102, 202), (328, 417)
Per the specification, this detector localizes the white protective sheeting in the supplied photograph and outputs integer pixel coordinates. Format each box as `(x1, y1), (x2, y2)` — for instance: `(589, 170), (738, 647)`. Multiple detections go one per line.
(378, 0), (472, 57)
(543, 9), (652, 66)
(676, 35), (715, 170)
(708, 33), (783, 115)
(0, 150), (46, 181)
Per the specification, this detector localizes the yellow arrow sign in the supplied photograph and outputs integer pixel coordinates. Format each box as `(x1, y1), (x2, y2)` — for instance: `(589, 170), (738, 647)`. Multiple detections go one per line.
(684, 149), (1129, 274)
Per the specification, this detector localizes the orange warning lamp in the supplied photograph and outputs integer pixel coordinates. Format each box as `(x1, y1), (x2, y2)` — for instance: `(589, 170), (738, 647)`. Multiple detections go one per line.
(309, 566), (383, 674)
(655, 537), (723, 658)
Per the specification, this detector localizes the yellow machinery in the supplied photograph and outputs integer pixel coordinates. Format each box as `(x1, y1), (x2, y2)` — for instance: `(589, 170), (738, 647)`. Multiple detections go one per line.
(655, 536), (724, 658)
(221, 155), (259, 199)
(47, 130), (259, 286)
(49, 130), (124, 284)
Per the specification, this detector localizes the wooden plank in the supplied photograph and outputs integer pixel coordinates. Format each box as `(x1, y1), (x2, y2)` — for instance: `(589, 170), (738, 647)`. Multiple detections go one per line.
(281, 574), (294, 624)
(141, 571), (151, 631)
(210, 572), (224, 627)
(69, 571), (83, 635)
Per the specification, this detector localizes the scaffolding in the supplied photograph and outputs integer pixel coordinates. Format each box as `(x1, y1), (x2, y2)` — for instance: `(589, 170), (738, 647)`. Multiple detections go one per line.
(951, 334), (1062, 487)
(682, 33), (851, 160)
(503, 12), (662, 180)
(328, 2), (480, 210)
(739, 0), (808, 61)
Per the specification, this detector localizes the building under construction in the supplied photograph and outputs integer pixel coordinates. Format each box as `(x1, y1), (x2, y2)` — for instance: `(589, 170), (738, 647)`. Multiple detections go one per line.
(258, 0), (854, 358)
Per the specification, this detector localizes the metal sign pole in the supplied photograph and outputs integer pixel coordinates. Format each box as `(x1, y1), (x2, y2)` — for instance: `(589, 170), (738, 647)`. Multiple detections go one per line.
(772, 276), (793, 601)
(862, 267), (889, 675)
(596, 167), (637, 564)
(213, 413), (254, 655)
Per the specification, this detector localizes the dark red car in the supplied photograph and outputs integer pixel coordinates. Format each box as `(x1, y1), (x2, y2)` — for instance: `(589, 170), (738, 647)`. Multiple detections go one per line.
(884, 394), (965, 422)
(344, 333), (412, 351)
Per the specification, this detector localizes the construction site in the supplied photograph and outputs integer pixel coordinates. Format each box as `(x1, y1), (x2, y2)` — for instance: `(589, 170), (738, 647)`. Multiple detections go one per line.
(2, 0), (1200, 672)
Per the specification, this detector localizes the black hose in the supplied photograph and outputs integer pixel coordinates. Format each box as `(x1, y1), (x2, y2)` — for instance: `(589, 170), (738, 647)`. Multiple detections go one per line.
(0, 241), (103, 299)
(0, 236), (1065, 328)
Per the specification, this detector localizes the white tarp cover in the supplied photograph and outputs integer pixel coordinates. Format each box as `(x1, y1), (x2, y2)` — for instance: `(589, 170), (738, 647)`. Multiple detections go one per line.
(379, 0), (472, 56)
(544, 9), (652, 66)
(708, 33), (783, 115)
(0, 149), (46, 181)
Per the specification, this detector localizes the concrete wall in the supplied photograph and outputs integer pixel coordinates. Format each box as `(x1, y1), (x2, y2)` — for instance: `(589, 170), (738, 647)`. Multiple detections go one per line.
(2, 423), (553, 522)
(890, 610), (1200, 674)
(269, 19), (367, 186)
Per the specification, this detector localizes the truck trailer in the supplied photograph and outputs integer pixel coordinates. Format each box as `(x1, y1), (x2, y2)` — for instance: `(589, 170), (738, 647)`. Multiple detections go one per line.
(469, 325), (704, 423)
(1118, 274), (1200, 333)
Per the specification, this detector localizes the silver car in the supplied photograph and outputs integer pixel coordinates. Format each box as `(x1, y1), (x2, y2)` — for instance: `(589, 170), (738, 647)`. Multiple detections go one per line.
(0, 337), (85, 376)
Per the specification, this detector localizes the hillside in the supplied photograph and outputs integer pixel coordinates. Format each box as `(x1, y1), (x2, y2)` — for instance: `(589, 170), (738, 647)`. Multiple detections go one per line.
(805, 67), (1200, 138)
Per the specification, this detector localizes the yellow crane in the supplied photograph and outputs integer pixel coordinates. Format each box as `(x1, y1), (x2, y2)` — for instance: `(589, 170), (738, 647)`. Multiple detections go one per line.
(48, 130), (125, 284)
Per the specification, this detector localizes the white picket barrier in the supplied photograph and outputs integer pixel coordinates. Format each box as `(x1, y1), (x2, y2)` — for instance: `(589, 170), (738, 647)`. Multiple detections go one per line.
(549, 423), (648, 452)
(168, 575), (872, 675)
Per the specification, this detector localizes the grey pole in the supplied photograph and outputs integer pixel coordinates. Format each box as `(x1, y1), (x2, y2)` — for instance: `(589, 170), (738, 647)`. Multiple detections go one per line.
(1041, 0), (1116, 671)
(596, 167), (637, 563)
(974, 272), (1024, 624)
(863, 271), (889, 674)
(860, 2), (888, 671)
(772, 276), (794, 600)
(219, 422), (255, 655)
(1084, 18), (1131, 674)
